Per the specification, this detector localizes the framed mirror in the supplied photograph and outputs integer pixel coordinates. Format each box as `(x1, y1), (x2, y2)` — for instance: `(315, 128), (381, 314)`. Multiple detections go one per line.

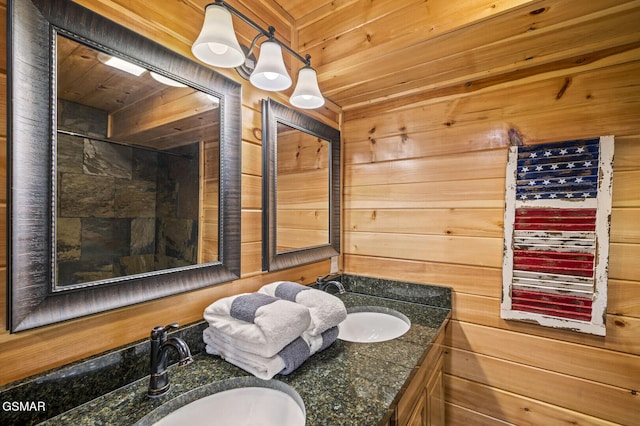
(262, 99), (340, 271)
(7, 0), (242, 332)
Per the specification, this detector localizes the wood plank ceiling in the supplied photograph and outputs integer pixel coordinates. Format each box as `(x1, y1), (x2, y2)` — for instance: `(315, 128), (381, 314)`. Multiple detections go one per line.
(74, 0), (640, 117)
(268, 0), (640, 116)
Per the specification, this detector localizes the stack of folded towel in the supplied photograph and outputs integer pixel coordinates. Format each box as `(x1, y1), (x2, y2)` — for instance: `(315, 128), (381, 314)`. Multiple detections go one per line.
(203, 281), (347, 380)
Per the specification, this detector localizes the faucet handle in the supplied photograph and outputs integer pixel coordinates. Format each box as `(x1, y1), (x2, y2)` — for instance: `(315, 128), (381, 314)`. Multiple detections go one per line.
(151, 322), (179, 339)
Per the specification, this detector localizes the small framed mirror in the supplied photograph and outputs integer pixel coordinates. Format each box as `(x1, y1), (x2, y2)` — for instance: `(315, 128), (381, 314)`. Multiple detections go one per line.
(7, 0), (242, 332)
(262, 99), (340, 271)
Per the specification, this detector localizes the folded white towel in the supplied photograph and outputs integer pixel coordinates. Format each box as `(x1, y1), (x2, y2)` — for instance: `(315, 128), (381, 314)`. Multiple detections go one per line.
(259, 281), (347, 336)
(203, 292), (311, 358)
(204, 325), (339, 380)
(204, 327), (310, 380)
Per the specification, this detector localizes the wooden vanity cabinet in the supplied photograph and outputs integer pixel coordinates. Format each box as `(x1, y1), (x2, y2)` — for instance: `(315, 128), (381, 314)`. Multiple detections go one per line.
(424, 353), (445, 425)
(393, 329), (446, 426)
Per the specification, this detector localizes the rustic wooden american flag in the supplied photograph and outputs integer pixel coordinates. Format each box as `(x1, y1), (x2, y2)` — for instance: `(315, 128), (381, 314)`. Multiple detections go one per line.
(501, 136), (614, 336)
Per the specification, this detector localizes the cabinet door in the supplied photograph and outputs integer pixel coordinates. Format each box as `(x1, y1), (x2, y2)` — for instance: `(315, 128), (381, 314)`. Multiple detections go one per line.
(406, 389), (426, 426)
(426, 354), (445, 425)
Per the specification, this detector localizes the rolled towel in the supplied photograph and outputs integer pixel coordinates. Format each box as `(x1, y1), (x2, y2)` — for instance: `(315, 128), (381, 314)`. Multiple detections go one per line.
(260, 281), (347, 336)
(203, 292), (311, 358)
(204, 327), (310, 380)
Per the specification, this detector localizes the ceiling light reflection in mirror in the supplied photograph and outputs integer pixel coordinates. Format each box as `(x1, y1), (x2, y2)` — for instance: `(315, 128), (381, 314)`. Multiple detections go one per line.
(55, 34), (221, 288)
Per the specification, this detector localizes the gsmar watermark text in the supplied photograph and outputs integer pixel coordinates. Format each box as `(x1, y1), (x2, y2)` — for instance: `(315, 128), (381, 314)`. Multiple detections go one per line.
(2, 401), (47, 412)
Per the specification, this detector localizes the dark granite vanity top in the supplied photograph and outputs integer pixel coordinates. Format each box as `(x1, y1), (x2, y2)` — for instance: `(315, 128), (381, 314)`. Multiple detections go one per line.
(2, 275), (451, 426)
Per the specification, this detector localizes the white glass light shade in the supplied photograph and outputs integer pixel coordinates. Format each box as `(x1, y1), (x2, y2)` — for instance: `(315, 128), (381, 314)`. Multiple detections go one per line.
(249, 41), (292, 91)
(192, 4), (245, 67)
(290, 67), (324, 109)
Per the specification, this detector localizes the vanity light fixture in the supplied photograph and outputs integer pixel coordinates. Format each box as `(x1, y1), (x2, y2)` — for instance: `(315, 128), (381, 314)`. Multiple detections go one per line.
(192, 0), (324, 109)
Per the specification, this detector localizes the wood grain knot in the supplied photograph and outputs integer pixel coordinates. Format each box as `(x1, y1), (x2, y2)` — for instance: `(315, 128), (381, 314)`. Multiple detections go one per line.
(556, 77), (572, 100)
(614, 319), (626, 328)
(529, 7), (547, 15)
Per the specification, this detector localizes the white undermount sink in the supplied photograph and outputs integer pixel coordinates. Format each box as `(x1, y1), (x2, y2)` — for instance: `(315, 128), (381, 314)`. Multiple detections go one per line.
(338, 306), (411, 343)
(137, 377), (305, 426)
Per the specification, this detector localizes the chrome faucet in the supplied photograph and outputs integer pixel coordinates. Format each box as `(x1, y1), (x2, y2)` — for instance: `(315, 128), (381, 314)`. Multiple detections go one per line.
(148, 323), (193, 397)
(316, 274), (346, 294)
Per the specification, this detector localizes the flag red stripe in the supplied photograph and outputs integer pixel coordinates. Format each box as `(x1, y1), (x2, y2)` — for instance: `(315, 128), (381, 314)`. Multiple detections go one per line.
(513, 250), (595, 273)
(512, 289), (593, 307)
(515, 223), (596, 231)
(513, 264), (594, 277)
(514, 258), (594, 271)
(514, 250), (594, 262)
(512, 304), (592, 321)
(516, 208), (597, 218)
(512, 289), (593, 321)
(515, 217), (596, 225)
(515, 208), (596, 231)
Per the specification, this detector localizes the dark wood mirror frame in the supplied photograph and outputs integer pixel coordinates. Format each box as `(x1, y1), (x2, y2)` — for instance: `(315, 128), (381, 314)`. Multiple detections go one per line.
(262, 98), (340, 272)
(7, 0), (242, 332)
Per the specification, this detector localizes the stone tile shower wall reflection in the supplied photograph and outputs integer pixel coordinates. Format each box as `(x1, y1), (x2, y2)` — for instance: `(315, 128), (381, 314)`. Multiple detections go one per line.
(154, 143), (200, 270)
(56, 99), (199, 286)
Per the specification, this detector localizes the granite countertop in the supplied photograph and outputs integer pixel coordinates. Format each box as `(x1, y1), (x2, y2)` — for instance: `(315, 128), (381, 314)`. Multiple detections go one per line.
(41, 289), (450, 426)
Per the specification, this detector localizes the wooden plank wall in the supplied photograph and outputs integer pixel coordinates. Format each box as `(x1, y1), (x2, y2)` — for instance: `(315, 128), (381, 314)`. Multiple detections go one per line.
(342, 46), (640, 426)
(0, 0), (339, 386)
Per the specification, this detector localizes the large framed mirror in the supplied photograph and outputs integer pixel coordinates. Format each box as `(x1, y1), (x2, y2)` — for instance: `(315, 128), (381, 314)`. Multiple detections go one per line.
(262, 99), (340, 271)
(7, 0), (242, 332)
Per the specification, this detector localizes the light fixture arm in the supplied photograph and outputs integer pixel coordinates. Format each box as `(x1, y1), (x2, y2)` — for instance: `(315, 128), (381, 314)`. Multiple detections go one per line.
(247, 32), (265, 55)
(209, 0), (311, 68)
